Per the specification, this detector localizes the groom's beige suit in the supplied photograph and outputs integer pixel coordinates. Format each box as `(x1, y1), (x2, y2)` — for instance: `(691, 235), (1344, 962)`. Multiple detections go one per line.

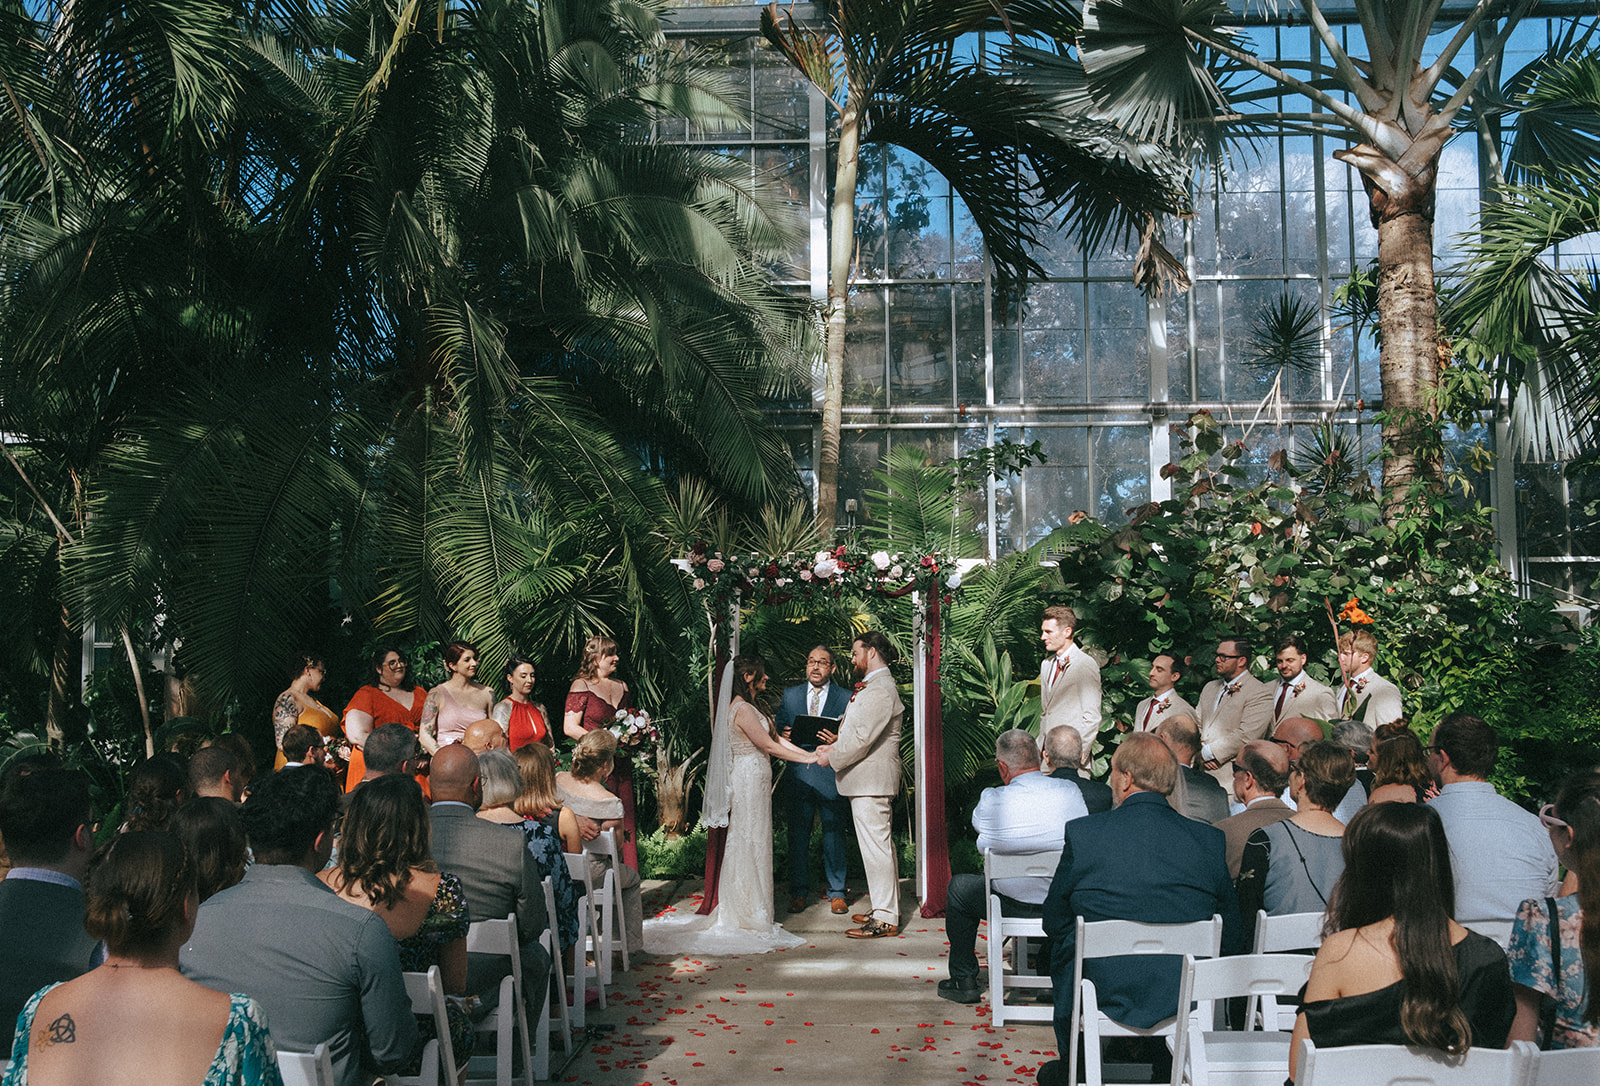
(829, 667), (904, 926)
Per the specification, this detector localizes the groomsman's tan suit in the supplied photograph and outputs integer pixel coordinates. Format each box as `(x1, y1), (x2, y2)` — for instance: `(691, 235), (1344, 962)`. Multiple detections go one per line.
(1270, 674), (1339, 725)
(830, 666), (905, 928)
(1040, 644), (1102, 751)
(1132, 689), (1197, 733)
(1340, 669), (1404, 726)
(1198, 672), (1273, 788)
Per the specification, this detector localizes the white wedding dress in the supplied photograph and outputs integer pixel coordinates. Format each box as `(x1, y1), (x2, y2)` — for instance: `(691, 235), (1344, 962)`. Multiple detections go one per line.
(644, 701), (807, 955)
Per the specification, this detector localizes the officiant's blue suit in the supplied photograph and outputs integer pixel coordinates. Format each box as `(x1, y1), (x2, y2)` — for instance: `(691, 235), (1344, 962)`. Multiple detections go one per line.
(775, 680), (853, 899)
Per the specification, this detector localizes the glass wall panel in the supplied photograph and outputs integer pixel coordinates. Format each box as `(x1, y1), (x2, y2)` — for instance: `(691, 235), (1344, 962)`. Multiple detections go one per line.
(1088, 282), (1148, 402)
(1021, 282), (1085, 403)
(889, 284), (953, 407)
(888, 148), (951, 279)
(840, 428), (885, 525)
(1021, 427), (1090, 544)
(844, 288), (887, 407)
(1093, 426), (1151, 519)
(954, 283), (986, 407)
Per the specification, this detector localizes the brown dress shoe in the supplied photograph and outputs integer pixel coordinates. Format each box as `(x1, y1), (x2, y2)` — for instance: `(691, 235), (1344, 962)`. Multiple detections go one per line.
(788, 895), (807, 914)
(830, 897), (848, 914)
(845, 919), (898, 939)
(851, 912), (873, 924)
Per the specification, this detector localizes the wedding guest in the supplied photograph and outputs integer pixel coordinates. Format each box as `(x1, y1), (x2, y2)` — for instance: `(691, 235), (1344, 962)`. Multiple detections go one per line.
(189, 745), (245, 804)
(1508, 771), (1600, 1049)
(1369, 722), (1431, 805)
(123, 753), (192, 832)
(0, 762), (97, 1059)
(272, 652), (338, 771)
(170, 797), (248, 902)
(481, 749), (580, 953)
(420, 641), (495, 754)
(461, 718), (507, 755)
(341, 646), (427, 792)
(1289, 803), (1514, 1083)
(556, 730), (645, 952)
(7, 832), (279, 1085)
(494, 655), (554, 751)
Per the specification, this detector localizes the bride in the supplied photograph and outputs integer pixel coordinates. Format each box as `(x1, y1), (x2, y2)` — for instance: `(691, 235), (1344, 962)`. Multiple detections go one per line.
(645, 653), (818, 955)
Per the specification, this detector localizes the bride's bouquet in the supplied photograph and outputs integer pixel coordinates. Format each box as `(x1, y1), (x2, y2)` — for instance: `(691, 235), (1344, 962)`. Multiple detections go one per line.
(610, 708), (659, 753)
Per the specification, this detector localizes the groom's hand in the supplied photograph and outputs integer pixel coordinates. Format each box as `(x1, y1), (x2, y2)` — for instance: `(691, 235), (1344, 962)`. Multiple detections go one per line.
(814, 745), (831, 768)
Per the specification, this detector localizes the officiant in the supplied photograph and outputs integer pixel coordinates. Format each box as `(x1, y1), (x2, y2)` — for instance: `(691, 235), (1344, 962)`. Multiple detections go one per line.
(775, 645), (852, 916)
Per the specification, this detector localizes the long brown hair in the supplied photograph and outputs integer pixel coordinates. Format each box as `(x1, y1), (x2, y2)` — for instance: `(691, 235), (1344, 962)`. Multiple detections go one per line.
(1554, 771), (1600, 1026)
(335, 775), (435, 910)
(732, 653), (776, 738)
(84, 832), (195, 955)
(1328, 803), (1471, 1053)
(513, 743), (560, 818)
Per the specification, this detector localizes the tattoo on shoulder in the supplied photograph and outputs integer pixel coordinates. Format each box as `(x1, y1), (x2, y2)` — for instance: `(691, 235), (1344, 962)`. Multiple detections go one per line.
(44, 1012), (75, 1045)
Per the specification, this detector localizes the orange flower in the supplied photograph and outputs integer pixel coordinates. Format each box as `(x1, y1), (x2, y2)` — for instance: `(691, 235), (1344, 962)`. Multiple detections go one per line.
(1336, 597), (1374, 624)
(1250, 522), (1262, 536)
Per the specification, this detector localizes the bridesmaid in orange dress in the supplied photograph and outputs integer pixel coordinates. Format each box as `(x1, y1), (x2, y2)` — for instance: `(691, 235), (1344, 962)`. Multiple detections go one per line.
(340, 645), (428, 792)
(271, 652), (339, 770)
(493, 655), (554, 751)
(563, 635), (640, 868)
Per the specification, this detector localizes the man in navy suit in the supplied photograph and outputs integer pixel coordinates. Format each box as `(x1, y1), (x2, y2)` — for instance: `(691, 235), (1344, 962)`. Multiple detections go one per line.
(1037, 733), (1244, 1085)
(775, 644), (853, 915)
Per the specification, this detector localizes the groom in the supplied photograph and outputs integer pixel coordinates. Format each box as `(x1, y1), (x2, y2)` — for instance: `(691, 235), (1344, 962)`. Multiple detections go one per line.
(817, 631), (904, 939)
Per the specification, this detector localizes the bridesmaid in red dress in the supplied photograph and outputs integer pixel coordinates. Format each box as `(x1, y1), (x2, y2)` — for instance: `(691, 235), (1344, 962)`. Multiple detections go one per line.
(340, 646), (428, 792)
(493, 655), (554, 751)
(564, 635), (639, 868)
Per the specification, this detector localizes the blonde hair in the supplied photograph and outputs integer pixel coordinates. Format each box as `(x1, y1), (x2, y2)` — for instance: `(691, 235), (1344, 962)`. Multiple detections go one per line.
(1338, 629), (1378, 657)
(572, 729), (617, 781)
(577, 635), (618, 682)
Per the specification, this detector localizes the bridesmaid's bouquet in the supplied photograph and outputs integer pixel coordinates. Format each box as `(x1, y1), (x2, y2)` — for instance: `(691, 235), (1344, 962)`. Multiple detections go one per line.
(611, 708), (659, 753)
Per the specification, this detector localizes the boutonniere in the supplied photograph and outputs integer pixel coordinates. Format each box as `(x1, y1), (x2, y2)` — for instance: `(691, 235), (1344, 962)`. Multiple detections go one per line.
(1291, 681), (1306, 696)
(1353, 676), (1369, 694)
(1155, 699), (1171, 716)
(1224, 682), (1239, 697)
(853, 681), (866, 692)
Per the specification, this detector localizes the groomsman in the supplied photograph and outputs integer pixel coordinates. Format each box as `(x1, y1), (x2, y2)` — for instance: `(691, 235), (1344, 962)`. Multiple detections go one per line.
(1198, 638), (1273, 789)
(1128, 652), (1195, 733)
(817, 632), (905, 939)
(1271, 635), (1338, 724)
(1039, 605), (1102, 759)
(775, 645), (852, 915)
(1336, 630), (1404, 726)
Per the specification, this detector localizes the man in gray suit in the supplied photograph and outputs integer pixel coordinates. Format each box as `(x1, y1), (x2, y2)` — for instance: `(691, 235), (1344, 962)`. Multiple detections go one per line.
(427, 744), (551, 1020)
(182, 766), (416, 1086)
(1198, 638), (1274, 790)
(0, 760), (98, 1058)
(1039, 605), (1102, 760)
(1154, 715), (1230, 824)
(817, 630), (905, 939)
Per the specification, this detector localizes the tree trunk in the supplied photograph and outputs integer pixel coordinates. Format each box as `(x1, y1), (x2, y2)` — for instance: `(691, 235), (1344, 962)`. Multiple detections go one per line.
(816, 101), (862, 534)
(46, 604), (73, 746)
(1370, 182), (1442, 520)
(653, 744), (703, 838)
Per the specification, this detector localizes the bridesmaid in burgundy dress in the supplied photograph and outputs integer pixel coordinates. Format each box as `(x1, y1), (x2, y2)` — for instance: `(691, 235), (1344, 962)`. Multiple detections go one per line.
(564, 635), (639, 867)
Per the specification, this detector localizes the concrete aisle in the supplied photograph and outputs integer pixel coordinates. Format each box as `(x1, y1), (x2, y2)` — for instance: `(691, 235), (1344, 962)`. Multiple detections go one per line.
(547, 877), (1061, 1086)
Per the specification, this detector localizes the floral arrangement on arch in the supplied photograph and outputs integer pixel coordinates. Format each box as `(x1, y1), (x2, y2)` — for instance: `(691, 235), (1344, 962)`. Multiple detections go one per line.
(681, 542), (963, 607)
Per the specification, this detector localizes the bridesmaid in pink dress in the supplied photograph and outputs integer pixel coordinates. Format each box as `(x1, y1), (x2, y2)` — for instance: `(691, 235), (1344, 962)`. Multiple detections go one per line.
(564, 635), (640, 868)
(421, 640), (496, 753)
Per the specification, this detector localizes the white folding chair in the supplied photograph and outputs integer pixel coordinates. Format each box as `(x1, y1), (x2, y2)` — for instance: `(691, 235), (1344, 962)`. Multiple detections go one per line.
(1169, 953), (1314, 1086)
(1532, 1046), (1600, 1086)
(1250, 910), (1323, 1029)
(1068, 915), (1224, 1086)
(540, 876), (573, 1057)
(1464, 918), (1515, 948)
(463, 914), (536, 1086)
(982, 848), (1061, 1026)
(581, 828), (631, 976)
(276, 1044), (336, 1086)
(1295, 1038), (1537, 1086)
(383, 966), (457, 1086)
(564, 850), (604, 1024)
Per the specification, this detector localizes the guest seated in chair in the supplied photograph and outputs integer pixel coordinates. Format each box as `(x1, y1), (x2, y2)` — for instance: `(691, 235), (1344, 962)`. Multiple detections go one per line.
(555, 729), (645, 954)
(1287, 802), (1515, 1084)
(939, 730), (1087, 1004)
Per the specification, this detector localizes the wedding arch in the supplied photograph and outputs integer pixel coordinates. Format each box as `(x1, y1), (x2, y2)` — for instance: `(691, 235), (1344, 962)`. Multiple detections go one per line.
(675, 544), (985, 918)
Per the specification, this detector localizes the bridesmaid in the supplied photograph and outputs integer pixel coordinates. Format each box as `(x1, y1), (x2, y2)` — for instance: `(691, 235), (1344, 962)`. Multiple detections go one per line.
(493, 655), (554, 751)
(341, 645), (428, 792)
(420, 641), (496, 753)
(563, 635), (639, 867)
(272, 652), (338, 771)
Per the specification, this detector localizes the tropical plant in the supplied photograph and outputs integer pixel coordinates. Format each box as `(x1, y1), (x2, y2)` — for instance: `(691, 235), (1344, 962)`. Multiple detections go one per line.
(0, 0), (812, 744)
(1073, 0), (1600, 516)
(759, 0), (1187, 530)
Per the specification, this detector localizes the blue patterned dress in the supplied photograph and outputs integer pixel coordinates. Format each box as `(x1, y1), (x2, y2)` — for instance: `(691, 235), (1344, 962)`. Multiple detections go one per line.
(395, 872), (475, 1073)
(1507, 893), (1597, 1049)
(4, 985), (281, 1085)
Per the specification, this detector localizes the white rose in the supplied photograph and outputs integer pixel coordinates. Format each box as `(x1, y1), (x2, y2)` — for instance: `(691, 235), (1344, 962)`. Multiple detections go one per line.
(814, 558), (837, 578)
(815, 550), (831, 564)
(946, 570), (963, 589)
(800, 570), (813, 581)
(693, 577), (706, 589)
(747, 567), (759, 577)
(872, 550), (891, 570)
(889, 565), (903, 579)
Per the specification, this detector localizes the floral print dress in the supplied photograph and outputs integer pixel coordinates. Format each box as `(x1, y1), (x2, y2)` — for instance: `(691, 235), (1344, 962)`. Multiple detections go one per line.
(1507, 893), (1597, 1049)
(396, 872), (475, 1072)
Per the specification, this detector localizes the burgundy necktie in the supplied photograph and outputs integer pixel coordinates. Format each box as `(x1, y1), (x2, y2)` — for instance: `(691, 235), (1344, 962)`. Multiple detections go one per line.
(1141, 699), (1156, 730)
(1275, 683), (1289, 720)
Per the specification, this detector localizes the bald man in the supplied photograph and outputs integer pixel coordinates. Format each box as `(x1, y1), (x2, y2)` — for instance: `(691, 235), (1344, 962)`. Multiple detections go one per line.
(1215, 740), (1292, 879)
(461, 718), (507, 755)
(427, 745), (550, 1022)
(1272, 717), (1366, 822)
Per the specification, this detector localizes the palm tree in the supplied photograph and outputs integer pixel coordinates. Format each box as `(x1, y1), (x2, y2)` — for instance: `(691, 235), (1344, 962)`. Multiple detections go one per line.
(1073, 0), (1545, 516)
(759, 0), (1186, 531)
(1, 0), (813, 727)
